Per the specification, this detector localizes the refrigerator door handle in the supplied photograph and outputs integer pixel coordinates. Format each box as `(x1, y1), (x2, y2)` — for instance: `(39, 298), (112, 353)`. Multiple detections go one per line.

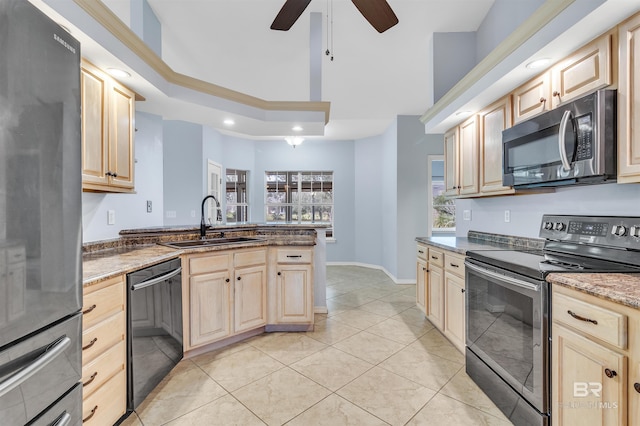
(51, 412), (72, 426)
(0, 336), (71, 398)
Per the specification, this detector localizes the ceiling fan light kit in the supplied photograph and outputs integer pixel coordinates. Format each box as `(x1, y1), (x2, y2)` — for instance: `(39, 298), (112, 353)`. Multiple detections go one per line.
(285, 136), (304, 147)
(271, 0), (398, 33)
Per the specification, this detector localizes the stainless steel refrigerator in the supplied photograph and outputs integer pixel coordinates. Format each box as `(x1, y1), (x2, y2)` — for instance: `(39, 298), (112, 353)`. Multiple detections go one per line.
(0, 1), (83, 425)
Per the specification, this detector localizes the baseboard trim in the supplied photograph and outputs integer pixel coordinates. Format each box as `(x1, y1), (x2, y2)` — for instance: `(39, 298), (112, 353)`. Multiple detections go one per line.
(314, 306), (329, 314)
(327, 262), (416, 285)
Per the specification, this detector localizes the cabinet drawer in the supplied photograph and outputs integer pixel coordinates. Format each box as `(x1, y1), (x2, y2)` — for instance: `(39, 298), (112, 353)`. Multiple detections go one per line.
(276, 249), (312, 264)
(82, 311), (125, 364)
(82, 340), (126, 399)
(444, 253), (465, 277)
(416, 245), (428, 261)
(188, 253), (230, 275)
(82, 370), (126, 426)
(553, 292), (627, 349)
(83, 276), (125, 329)
(428, 248), (444, 267)
(234, 249), (267, 268)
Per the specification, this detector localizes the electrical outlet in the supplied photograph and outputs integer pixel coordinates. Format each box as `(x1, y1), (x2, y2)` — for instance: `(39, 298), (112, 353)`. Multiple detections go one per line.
(190, 210), (196, 218)
(463, 210), (471, 221)
(107, 210), (116, 225)
(146, 200), (152, 213)
(504, 210), (511, 223)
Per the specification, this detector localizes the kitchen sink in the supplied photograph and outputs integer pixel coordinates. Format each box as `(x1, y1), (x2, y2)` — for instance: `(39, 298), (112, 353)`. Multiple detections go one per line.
(161, 237), (264, 249)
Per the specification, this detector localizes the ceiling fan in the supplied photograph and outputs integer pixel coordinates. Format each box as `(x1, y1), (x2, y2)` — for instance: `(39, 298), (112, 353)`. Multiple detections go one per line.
(271, 0), (399, 33)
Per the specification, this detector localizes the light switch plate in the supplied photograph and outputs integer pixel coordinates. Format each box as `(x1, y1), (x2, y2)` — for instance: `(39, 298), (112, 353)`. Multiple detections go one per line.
(107, 210), (116, 225)
(463, 210), (471, 221)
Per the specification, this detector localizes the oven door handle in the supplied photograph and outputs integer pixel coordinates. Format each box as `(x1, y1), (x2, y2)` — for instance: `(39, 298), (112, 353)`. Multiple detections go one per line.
(465, 262), (540, 292)
(558, 110), (573, 172)
(131, 267), (182, 291)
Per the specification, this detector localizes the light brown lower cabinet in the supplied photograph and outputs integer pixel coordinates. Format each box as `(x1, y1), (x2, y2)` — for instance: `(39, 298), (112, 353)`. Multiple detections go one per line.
(184, 249), (267, 351)
(81, 275), (127, 426)
(416, 243), (466, 353)
(552, 284), (640, 425)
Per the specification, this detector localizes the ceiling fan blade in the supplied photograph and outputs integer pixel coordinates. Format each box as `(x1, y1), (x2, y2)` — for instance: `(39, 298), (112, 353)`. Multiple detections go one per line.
(351, 0), (398, 33)
(271, 0), (312, 31)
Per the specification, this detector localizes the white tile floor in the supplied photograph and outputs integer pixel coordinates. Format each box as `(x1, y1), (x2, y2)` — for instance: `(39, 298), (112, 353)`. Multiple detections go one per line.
(122, 265), (511, 425)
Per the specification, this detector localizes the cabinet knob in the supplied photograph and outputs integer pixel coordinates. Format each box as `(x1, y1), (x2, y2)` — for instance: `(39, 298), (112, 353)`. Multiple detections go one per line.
(82, 304), (97, 315)
(237, 276), (241, 281)
(277, 272), (281, 276)
(604, 368), (617, 379)
(83, 405), (99, 423)
(539, 97), (546, 103)
(461, 288), (465, 293)
(634, 383), (640, 393)
(83, 372), (98, 387)
(225, 278), (230, 283)
(82, 338), (98, 351)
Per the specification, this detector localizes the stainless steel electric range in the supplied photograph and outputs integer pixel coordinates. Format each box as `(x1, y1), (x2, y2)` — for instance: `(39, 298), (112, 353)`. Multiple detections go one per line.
(464, 215), (640, 426)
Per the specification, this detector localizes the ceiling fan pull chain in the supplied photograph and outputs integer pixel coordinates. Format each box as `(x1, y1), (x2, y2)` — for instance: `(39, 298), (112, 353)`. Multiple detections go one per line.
(330, 0), (334, 61)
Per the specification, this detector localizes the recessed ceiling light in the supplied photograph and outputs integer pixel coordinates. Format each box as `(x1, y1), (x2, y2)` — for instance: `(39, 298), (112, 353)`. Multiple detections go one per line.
(292, 126), (303, 132)
(107, 68), (131, 78)
(223, 119), (235, 126)
(526, 58), (551, 69)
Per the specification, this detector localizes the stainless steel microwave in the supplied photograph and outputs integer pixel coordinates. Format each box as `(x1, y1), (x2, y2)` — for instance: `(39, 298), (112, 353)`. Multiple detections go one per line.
(502, 89), (616, 188)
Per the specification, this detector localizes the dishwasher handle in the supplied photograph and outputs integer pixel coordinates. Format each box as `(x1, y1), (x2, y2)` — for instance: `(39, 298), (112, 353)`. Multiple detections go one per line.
(131, 267), (182, 291)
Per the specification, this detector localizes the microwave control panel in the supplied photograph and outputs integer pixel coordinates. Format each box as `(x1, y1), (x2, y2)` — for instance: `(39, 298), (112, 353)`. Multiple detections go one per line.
(575, 113), (593, 161)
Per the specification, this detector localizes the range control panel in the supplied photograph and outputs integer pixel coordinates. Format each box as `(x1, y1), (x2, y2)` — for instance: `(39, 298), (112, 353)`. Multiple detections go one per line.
(540, 215), (640, 249)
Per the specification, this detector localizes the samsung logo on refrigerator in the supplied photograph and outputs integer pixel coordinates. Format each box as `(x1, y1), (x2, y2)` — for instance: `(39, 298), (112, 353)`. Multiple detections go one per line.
(54, 33), (76, 54)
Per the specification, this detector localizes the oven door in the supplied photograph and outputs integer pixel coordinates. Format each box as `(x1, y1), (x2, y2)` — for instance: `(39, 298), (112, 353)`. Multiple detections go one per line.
(465, 259), (549, 413)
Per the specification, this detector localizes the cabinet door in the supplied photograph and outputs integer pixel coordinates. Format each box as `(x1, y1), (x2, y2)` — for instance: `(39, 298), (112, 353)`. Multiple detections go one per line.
(189, 271), (231, 347)
(551, 32), (614, 109)
(443, 272), (465, 353)
(552, 325), (626, 426)
(618, 14), (640, 183)
(108, 81), (135, 190)
(458, 115), (479, 196)
(234, 265), (267, 333)
(416, 258), (428, 314)
(80, 62), (109, 187)
(443, 127), (459, 197)
(479, 96), (514, 195)
(512, 72), (551, 124)
(427, 265), (444, 330)
(275, 264), (313, 323)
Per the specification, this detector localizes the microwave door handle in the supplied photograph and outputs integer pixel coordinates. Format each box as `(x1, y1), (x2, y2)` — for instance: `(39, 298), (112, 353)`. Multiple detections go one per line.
(558, 110), (573, 172)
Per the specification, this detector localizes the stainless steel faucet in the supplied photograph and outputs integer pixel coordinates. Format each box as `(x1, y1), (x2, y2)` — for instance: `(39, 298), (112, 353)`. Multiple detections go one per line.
(200, 195), (222, 239)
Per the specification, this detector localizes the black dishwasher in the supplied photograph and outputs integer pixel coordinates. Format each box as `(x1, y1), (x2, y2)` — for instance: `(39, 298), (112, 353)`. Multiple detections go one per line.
(127, 258), (183, 411)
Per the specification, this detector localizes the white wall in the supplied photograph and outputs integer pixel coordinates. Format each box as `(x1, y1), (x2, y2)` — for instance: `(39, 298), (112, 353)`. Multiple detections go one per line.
(456, 183), (640, 238)
(82, 112), (164, 242)
(162, 120), (204, 226)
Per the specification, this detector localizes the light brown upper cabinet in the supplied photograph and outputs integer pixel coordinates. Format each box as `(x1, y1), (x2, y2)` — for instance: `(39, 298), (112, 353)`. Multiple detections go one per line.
(479, 96), (514, 196)
(513, 31), (615, 125)
(617, 14), (640, 183)
(550, 30), (615, 109)
(81, 60), (135, 192)
(443, 116), (480, 198)
(458, 115), (480, 196)
(512, 71), (551, 125)
(443, 127), (460, 197)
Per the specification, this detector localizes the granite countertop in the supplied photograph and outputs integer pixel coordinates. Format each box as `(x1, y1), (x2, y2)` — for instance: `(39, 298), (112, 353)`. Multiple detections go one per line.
(547, 272), (640, 310)
(415, 231), (544, 255)
(83, 244), (181, 287)
(83, 225), (318, 287)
